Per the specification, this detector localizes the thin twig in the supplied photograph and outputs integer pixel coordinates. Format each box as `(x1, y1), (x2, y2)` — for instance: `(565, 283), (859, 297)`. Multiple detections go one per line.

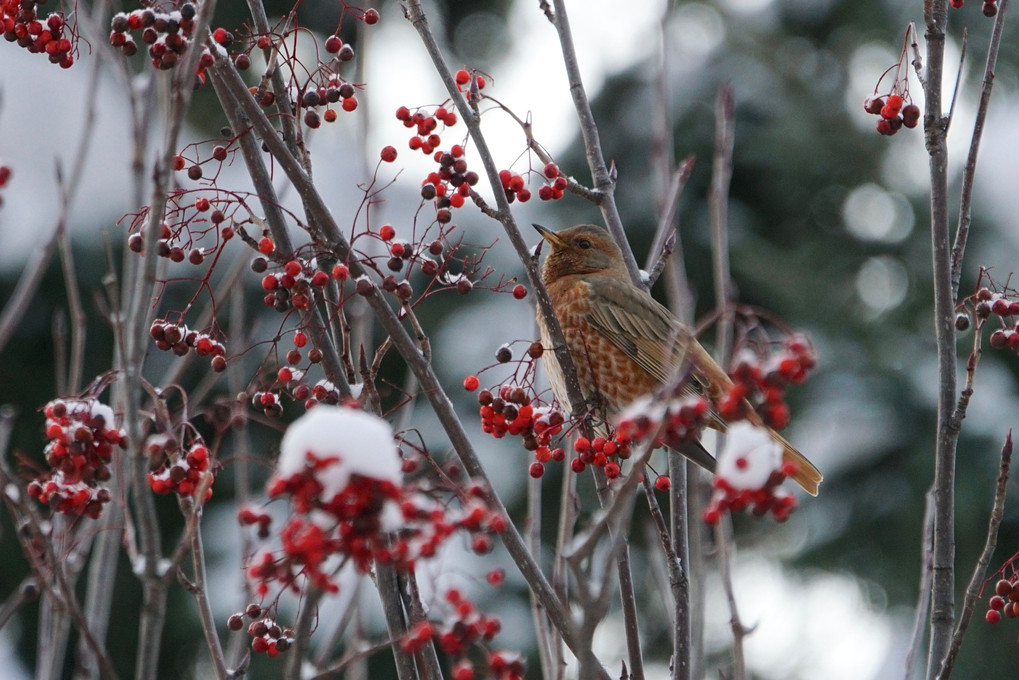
(937, 432), (1012, 680)
(905, 492), (935, 680)
(950, 0), (1010, 299)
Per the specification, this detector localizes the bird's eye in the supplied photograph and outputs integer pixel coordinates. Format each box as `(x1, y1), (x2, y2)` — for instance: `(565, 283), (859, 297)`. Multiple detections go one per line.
(577, 238), (591, 249)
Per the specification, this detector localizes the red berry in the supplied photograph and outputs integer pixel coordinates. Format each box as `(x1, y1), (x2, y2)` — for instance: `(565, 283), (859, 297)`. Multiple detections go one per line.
(463, 375), (480, 391)
(996, 579), (1014, 598)
(486, 569), (505, 586)
(990, 595), (1007, 611)
(257, 237), (274, 254)
(986, 609), (1002, 624)
(342, 96), (358, 112)
(512, 284), (527, 299)
(950, 0), (963, 6)
(363, 8), (380, 24)
(654, 475), (671, 491)
(380, 145), (398, 162)
(325, 35), (342, 53)
(379, 224), (396, 241)
(455, 69), (470, 86)
(212, 27), (228, 44)
(543, 162), (560, 178)
(529, 462), (544, 478)
(886, 94), (903, 111)
(332, 263), (349, 280)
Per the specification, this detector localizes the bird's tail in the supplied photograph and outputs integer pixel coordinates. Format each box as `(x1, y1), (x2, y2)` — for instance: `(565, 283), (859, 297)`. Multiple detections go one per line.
(769, 428), (822, 497)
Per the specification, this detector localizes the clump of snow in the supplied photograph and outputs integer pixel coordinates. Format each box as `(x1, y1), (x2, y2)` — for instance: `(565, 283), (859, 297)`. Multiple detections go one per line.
(277, 406), (401, 499)
(716, 422), (782, 490)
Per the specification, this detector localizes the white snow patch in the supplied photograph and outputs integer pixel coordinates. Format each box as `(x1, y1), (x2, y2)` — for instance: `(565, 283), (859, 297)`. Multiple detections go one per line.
(277, 406), (401, 499)
(716, 422), (782, 490)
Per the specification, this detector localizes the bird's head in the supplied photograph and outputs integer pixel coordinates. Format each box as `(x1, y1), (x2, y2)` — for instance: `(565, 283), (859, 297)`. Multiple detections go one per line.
(533, 224), (628, 283)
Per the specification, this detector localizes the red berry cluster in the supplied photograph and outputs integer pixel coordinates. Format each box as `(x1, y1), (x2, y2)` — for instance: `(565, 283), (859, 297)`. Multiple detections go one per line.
(985, 576), (1019, 624)
(864, 93), (920, 136)
(421, 144), (479, 212)
(294, 77), (360, 129)
(227, 605), (292, 657)
(237, 505), (273, 539)
(498, 169), (530, 203)
(28, 398), (124, 518)
(965, 287), (1019, 355)
(951, 0), (1001, 16)
(537, 163), (567, 202)
(2, 0), (75, 68)
(147, 439), (216, 500)
(616, 394), (711, 451)
(702, 465), (797, 525)
(149, 320), (227, 371)
(401, 589), (521, 679)
(109, 5), (215, 77)
(395, 104), (458, 155)
(0, 162), (10, 208)
(569, 433), (633, 478)
(258, 256), (331, 313)
(454, 68), (488, 101)
(249, 463), (502, 597)
(719, 336), (816, 430)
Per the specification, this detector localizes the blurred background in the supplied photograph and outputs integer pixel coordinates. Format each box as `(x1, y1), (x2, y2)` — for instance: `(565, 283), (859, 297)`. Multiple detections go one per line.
(3, 0), (1019, 677)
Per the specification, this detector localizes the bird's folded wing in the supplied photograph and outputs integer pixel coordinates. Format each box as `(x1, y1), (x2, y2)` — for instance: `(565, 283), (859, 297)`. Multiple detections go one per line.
(583, 276), (690, 383)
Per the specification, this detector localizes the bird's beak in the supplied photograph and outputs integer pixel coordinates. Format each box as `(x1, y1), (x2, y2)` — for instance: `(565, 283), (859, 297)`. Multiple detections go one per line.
(533, 223), (566, 248)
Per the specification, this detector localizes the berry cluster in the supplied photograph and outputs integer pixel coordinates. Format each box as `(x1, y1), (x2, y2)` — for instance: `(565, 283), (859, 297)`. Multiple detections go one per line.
(719, 335), (816, 430)
(109, 5), (215, 77)
(864, 93), (920, 136)
(28, 398), (124, 518)
(536, 163), (567, 202)
(255, 255), (331, 313)
(396, 105), (458, 155)
(950, 0), (1000, 16)
(293, 77), (360, 129)
(498, 169), (530, 203)
(149, 320), (227, 371)
(146, 439), (217, 500)
(569, 433), (632, 478)
(421, 144), (479, 212)
(237, 505), (273, 539)
(402, 589), (521, 679)
(454, 68), (488, 102)
(962, 287), (1019, 356)
(227, 605), (293, 657)
(246, 407), (505, 597)
(0, 162), (10, 208)
(2, 0), (75, 68)
(985, 575), (1019, 624)
(702, 423), (797, 525)
(616, 394), (711, 451)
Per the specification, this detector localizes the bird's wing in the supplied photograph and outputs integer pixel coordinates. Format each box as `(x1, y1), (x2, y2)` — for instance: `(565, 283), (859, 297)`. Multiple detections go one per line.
(583, 276), (692, 385)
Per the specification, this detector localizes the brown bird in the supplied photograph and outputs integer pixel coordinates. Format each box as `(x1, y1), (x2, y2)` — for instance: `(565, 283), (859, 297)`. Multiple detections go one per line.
(534, 223), (822, 496)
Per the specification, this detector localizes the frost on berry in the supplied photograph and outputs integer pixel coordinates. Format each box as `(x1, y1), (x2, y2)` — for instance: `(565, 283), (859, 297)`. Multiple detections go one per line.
(28, 398), (125, 519)
(703, 422), (797, 524)
(3, 1), (77, 67)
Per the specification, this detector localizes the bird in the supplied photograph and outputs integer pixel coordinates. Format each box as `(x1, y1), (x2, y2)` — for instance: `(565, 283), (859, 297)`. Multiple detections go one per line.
(533, 223), (822, 496)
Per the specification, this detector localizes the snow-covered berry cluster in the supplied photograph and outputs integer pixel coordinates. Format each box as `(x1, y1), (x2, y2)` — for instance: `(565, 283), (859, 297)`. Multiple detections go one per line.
(702, 423), (797, 525)
(616, 394), (711, 450)
(2, 0), (75, 68)
(396, 104), (458, 156)
(109, 4), (217, 77)
(28, 398), (124, 518)
(470, 382), (566, 478)
(146, 438), (217, 500)
(720, 335), (817, 430)
(962, 286), (1019, 356)
(402, 588), (522, 679)
(258, 256), (331, 313)
(498, 169), (531, 203)
(245, 407), (504, 598)
(149, 320), (226, 370)
(568, 433), (633, 479)
(237, 505), (273, 539)
(227, 605), (293, 657)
